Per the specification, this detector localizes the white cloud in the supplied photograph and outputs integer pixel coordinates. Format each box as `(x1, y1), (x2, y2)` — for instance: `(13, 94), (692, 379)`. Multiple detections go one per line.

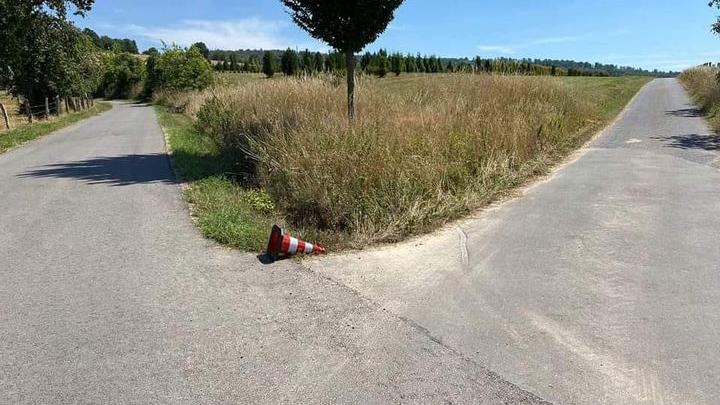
(478, 34), (589, 56)
(477, 45), (516, 55)
(125, 18), (321, 50)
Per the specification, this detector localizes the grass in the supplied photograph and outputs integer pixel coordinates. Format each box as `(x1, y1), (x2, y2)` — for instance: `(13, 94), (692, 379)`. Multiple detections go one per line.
(155, 106), (280, 251)
(157, 73), (651, 252)
(679, 67), (720, 131)
(0, 102), (112, 154)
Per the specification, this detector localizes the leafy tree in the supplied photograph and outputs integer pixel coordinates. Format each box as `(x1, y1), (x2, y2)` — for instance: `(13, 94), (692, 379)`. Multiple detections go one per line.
(0, 0), (97, 104)
(281, 0), (405, 121)
(262, 51), (276, 77)
(191, 42), (210, 60)
(99, 52), (145, 98)
(154, 46), (213, 91)
(712, 0), (720, 34)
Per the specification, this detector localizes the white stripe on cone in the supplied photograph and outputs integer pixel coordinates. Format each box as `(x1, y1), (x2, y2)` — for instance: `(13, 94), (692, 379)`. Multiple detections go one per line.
(304, 242), (314, 254)
(288, 237), (299, 254)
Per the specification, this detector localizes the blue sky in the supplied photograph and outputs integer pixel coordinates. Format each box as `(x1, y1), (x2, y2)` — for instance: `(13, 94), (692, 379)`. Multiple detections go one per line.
(74, 0), (720, 71)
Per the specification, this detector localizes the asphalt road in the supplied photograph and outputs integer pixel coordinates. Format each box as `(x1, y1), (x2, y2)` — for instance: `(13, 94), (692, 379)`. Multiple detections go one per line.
(312, 78), (720, 404)
(0, 101), (548, 404)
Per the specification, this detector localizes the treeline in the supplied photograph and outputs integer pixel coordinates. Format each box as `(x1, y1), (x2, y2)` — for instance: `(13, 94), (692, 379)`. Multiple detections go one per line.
(82, 28), (139, 54)
(218, 48), (603, 78)
(530, 59), (677, 78)
(0, 1), (213, 111)
(211, 49), (676, 78)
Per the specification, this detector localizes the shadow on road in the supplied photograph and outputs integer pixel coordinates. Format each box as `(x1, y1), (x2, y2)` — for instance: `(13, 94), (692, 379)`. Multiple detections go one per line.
(18, 153), (177, 186)
(665, 108), (704, 118)
(650, 134), (720, 151)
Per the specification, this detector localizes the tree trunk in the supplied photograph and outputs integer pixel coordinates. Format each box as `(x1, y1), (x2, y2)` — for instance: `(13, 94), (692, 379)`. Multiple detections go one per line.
(345, 50), (356, 123)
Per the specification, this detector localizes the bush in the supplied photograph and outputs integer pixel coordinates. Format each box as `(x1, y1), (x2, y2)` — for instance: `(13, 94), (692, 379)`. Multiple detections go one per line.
(153, 47), (213, 92)
(193, 75), (595, 242)
(99, 52), (145, 99)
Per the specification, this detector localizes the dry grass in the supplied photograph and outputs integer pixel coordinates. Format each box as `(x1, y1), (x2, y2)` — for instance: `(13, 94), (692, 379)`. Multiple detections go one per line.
(679, 67), (720, 131)
(0, 93), (27, 132)
(163, 73), (649, 248)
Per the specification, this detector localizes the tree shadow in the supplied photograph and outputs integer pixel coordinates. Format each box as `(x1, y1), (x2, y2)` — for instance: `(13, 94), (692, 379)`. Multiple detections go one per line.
(665, 108), (704, 118)
(650, 134), (720, 151)
(18, 153), (178, 186)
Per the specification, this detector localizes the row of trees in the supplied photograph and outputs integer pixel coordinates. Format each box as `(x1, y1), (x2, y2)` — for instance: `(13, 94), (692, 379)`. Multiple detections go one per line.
(245, 48), (608, 78)
(82, 28), (139, 54)
(0, 0), (212, 112)
(211, 47), (676, 79)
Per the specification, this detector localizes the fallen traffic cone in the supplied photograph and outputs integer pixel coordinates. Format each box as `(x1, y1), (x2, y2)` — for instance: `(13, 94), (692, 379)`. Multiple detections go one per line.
(266, 225), (326, 261)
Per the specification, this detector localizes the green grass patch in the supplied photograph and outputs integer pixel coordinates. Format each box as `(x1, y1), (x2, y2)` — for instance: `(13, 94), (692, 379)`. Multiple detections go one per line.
(0, 102), (112, 154)
(155, 106), (280, 252)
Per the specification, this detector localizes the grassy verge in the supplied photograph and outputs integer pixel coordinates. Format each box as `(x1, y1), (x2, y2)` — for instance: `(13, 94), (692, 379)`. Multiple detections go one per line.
(0, 102), (112, 154)
(155, 107), (280, 251)
(679, 67), (720, 131)
(157, 74), (651, 252)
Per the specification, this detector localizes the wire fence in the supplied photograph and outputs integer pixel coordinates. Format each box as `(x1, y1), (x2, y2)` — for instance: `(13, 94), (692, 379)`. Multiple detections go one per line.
(0, 94), (95, 130)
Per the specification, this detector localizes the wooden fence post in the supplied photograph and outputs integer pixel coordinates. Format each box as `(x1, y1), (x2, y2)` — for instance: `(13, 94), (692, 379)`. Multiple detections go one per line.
(55, 95), (61, 115)
(24, 98), (32, 123)
(44, 97), (50, 118)
(80, 96), (85, 110)
(64, 97), (69, 114)
(0, 103), (10, 130)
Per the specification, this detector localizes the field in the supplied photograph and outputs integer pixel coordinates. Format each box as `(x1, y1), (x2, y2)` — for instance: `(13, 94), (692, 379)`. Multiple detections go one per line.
(156, 73), (651, 251)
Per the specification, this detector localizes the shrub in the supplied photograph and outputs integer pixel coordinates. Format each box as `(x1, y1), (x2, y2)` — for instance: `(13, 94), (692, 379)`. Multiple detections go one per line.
(99, 52), (145, 99)
(154, 47), (213, 92)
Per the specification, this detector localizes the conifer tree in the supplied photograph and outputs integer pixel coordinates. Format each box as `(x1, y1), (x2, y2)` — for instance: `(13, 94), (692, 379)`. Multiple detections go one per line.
(262, 51), (276, 78)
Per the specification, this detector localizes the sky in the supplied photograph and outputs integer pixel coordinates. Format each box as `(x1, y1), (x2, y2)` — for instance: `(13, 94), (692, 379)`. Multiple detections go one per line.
(72, 0), (720, 72)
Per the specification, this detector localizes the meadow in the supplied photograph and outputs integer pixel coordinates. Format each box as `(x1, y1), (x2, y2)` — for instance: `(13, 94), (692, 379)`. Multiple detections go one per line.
(156, 73), (651, 251)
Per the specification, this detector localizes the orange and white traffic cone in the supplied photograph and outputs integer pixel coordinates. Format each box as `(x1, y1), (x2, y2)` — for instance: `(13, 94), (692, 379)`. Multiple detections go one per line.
(266, 225), (326, 261)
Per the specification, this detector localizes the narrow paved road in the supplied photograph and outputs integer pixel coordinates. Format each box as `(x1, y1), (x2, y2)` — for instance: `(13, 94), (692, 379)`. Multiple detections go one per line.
(0, 102), (546, 403)
(313, 78), (720, 404)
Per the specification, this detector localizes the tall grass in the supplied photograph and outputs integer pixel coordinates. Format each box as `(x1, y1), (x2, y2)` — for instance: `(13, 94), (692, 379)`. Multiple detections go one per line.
(177, 74), (631, 246)
(679, 67), (720, 131)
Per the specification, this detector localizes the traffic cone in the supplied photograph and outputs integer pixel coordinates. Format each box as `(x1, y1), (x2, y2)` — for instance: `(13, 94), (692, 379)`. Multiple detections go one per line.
(266, 225), (326, 261)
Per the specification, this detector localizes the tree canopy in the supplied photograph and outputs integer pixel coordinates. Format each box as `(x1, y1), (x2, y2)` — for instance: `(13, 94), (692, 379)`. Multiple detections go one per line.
(281, 0), (405, 121)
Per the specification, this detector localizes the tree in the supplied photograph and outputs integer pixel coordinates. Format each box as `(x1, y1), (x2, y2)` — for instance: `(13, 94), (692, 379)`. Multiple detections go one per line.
(191, 42), (210, 60)
(280, 48), (300, 76)
(154, 46), (213, 91)
(281, 0), (405, 121)
(262, 51), (276, 78)
(0, 0), (97, 104)
(313, 52), (325, 73)
(711, 1), (720, 34)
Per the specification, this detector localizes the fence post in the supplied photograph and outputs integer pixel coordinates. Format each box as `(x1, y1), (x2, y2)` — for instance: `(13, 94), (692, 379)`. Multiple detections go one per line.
(80, 96), (85, 110)
(71, 97), (77, 112)
(24, 98), (32, 123)
(64, 97), (69, 114)
(44, 97), (50, 118)
(55, 95), (61, 116)
(0, 103), (10, 130)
